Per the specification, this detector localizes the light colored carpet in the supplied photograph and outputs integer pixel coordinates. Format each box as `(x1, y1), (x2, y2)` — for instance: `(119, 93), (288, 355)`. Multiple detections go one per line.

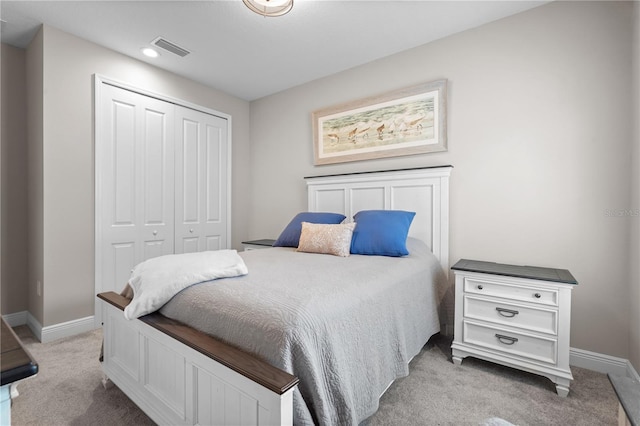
(368, 336), (618, 425)
(10, 326), (618, 425)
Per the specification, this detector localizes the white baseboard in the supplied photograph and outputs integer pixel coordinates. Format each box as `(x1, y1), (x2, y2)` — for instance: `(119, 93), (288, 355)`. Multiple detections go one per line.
(26, 312), (42, 341)
(2, 311), (97, 343)
(40, 315), (96, 343)
(570, 347), (640, 380)
(2, 311), (28, 327)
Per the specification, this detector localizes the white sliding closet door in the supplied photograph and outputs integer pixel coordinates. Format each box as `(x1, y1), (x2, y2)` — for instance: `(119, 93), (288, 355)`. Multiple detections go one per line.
(98, 84), (175, 294)
(174, 107), (229, 253)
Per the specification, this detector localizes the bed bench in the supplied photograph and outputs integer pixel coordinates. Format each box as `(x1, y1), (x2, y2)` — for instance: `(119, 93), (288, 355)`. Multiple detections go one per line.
(98, 291), (299, 425)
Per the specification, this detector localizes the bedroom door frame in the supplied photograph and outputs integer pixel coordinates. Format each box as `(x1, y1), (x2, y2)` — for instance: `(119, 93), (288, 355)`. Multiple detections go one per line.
(93, 74), (233, 329)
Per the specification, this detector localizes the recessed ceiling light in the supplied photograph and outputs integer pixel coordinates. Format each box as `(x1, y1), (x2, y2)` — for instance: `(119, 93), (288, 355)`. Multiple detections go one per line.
(141, 47), (159, 58)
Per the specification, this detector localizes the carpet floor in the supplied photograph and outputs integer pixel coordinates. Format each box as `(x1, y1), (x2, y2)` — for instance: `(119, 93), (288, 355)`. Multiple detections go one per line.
(9, 326), (619, 425)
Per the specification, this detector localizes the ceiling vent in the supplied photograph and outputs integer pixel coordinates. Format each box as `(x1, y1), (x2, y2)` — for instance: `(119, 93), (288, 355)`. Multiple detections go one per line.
(151, 37), (190, 58)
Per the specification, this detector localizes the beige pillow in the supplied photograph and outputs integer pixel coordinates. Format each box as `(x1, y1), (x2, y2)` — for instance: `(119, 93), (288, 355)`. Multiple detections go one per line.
(296, 222), (356, 257)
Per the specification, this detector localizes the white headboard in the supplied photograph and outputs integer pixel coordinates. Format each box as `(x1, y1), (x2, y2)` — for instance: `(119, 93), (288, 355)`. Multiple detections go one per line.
(305, 166), (453, 273)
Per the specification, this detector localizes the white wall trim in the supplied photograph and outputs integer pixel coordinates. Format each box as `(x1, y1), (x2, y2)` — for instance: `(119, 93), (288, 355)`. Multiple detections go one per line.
(2, 311), (28, 327)
(40, 315), (96, 343)
(570, 347), (640, 380)
(26, 312), (42, 342)
(4, 312), (97, 343)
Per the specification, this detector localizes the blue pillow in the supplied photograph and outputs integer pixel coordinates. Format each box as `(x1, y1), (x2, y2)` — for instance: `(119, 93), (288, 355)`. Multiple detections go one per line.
(350, 210), (416, 257)
(273, 212), (346, 247)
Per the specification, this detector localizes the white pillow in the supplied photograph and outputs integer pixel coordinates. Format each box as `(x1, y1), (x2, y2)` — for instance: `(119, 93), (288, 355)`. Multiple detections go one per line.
(296, 222), (356, 257)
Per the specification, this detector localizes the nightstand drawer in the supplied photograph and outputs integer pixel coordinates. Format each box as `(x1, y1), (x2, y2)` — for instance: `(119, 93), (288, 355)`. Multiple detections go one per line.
(464, 277), (558, 306)
(464, 296), (558, 335)
(463, 321), (557, 365)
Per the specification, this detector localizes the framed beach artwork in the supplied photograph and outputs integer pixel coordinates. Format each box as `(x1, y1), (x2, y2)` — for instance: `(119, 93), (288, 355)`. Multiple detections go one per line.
(312, 79), (447, 165)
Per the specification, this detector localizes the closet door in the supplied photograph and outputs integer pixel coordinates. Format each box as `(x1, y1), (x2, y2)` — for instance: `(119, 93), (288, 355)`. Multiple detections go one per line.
(174, 106), (229, 253)
(98, 84), (175, 295)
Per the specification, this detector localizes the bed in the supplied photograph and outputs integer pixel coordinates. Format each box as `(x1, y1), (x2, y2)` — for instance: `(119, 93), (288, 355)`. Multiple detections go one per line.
(98, 166), (452, 426)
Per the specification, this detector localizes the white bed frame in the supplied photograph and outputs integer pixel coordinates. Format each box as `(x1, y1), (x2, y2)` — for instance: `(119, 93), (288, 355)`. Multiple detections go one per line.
(99, 166), (452, 426)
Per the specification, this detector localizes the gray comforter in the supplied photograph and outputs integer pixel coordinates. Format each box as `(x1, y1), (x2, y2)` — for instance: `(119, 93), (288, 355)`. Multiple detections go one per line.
(159, 238), (446, 425)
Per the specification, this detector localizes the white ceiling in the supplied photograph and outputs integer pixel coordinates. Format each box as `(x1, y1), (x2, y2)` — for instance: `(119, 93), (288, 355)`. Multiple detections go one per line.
(0, 1), (547, 101)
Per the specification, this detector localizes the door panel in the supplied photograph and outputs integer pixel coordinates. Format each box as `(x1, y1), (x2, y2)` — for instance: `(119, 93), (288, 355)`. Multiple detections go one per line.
(112, 100), (137, 226)
(144, 109), (170, 226)
(182, 237), (199, 254)
(144, 240), (167, 262)
(99, 84), (174, 297)
(175, 107), (228, 253)
(111, 242), (136, 293)
(201, 117), (227, 249)
(205, 125), (222, 223)
(181, 118), (200, 224)
(206, 236), (221, 251)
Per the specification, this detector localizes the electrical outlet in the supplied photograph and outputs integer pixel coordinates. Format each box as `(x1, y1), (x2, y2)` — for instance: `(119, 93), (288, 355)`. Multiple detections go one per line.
(37, 280), (42, 297)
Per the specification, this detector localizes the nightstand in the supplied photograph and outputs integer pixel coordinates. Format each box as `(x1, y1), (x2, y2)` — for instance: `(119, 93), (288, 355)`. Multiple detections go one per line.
(241, 239), (276, 251)
(451, 259), (577, 397)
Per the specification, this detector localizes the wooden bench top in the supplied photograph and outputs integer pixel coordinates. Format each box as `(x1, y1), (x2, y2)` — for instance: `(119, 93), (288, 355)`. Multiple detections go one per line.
(97, 292), (299, 395)
(1, 317), (38, 386)
(608, 374), (640, 426)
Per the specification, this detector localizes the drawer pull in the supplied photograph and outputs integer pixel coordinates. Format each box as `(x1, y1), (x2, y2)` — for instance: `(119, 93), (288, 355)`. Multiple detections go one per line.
(496, 307), (519, 318)
(477, 285), (483, 290)
(495, 334), (519, 345)
(534, 293), (541, 299)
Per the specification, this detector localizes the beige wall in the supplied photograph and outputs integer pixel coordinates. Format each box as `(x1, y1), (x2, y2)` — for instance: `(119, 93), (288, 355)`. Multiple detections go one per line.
(26, 30), (45, 324)
(29, 25), (251, 327)
(249, 1), (634, 358)
(630, 0), (640, 372)
(1, 44), (29, 315)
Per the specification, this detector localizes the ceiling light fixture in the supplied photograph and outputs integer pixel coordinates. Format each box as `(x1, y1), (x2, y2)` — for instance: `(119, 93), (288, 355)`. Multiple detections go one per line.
(243, 0), (293, 17)
(141, 47), (159, 58)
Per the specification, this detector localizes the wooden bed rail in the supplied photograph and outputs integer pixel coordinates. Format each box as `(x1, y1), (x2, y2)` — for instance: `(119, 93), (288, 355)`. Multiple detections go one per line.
(97, 292), (299, 395)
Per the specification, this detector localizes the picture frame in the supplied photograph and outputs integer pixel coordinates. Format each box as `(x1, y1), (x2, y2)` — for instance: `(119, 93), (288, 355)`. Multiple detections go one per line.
(312, 79), (447, 165)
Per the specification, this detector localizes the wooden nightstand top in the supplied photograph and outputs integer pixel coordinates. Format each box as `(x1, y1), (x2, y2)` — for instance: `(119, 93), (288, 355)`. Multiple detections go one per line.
(241, 239), (276, 247)
(452, 259), (577, 285)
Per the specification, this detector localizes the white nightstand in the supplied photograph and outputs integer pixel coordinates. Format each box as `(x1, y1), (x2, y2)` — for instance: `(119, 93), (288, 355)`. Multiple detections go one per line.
(451, 259), (577, 397)
(241, 239), (276, 251)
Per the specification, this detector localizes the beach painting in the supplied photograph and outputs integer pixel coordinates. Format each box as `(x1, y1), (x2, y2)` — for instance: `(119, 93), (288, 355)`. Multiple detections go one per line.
(312, 79), (447, 165)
